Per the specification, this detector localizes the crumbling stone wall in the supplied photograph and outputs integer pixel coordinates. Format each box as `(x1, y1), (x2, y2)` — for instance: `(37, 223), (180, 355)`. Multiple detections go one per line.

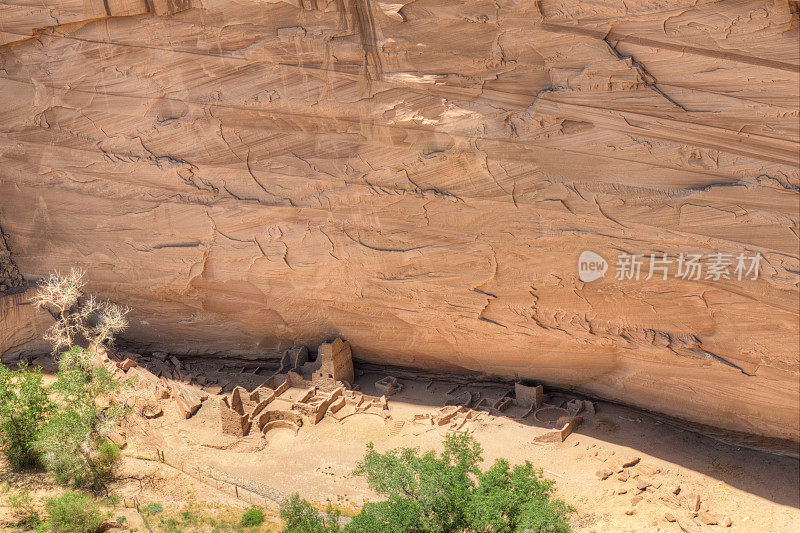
(0, 224), (23, 293)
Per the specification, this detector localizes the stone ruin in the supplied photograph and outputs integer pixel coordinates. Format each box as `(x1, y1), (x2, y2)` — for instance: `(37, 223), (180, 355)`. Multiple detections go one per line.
(39, 337), (390, 441)
(81, 336), (592, 446)
(413, 405), (483, 431)
(219, 338), (390, 437)
(514, 382), (544, 409)
(312, 338), (354, 386)
(220, 382), (316, 437)
(431, 379), (591, 442)
(375, 375), (403, 395)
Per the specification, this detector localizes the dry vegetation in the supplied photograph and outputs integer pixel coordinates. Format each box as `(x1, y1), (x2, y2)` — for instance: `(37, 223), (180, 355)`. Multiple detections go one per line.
(32, 270), (129, 354)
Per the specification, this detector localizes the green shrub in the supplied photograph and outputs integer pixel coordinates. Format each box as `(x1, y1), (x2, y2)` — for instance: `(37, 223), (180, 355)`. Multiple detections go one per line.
(44, 491), (105, 533)
(0, 347), (127, 489)
(144, 502), (163, 516)
(281, 494), (341, 533)
(180, 508), (200, 527)
(0, 363), (53, 469)
(280, 433), (573, 533)
(160, 517), (180, 532)
(240, 505), (266, 527)
(36, 347), (126, 489)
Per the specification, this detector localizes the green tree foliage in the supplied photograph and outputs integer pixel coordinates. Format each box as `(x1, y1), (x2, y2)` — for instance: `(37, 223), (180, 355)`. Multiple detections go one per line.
(36, 347), (126, 490)
(467, 459), (573, 532)
(43, 491), (105, 533)
(281, 494), (342, 533)
(0, 363), (53, 469)
(280, 433), (573, 533)
(348, 432), (481, 533)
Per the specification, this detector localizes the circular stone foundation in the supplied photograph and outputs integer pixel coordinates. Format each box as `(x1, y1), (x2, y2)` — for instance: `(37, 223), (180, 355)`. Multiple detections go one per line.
(534, 407), (570, 428)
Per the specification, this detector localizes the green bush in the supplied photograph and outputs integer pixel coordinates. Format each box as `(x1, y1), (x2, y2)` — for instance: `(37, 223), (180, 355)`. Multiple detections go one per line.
(0, 363), (53, 469)
(159, 517), (181, 532)
(44, 491), (105, 533)
(36, 347), (126, 489)
(280, 433), (573, 533)
(144, 502), (163, 516)
(281, 494), (341, 533)
(240, 506), (266, 527)
(0, 348), (127, 488)
(179, 508), (200, 528)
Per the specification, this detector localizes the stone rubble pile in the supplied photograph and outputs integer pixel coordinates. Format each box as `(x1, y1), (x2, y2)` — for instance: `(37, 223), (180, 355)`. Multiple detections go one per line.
(0, 228), (23, 292)
(595, 455), (733, 530)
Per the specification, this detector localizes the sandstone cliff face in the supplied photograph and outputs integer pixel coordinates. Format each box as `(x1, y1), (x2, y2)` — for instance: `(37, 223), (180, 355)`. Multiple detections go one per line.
(0, 224), (44, 360)
(0, 1), (798, 447)
(0, 290), (52, 362)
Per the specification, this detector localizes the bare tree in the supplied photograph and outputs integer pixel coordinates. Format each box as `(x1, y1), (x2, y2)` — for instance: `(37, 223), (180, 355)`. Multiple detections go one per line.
(32, 270), (129, 353)
(77, 295), (130, 349)
(32, 269), (85, 352)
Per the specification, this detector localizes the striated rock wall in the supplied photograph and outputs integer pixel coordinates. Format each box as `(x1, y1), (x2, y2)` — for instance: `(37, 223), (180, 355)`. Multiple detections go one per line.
(0, 218), (43, 360)
(0, 1), (798, 447)
(0, 290), (53, 362)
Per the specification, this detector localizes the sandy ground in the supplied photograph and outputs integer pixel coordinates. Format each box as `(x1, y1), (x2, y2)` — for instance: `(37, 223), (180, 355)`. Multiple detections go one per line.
(1, 359), (798, 533)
